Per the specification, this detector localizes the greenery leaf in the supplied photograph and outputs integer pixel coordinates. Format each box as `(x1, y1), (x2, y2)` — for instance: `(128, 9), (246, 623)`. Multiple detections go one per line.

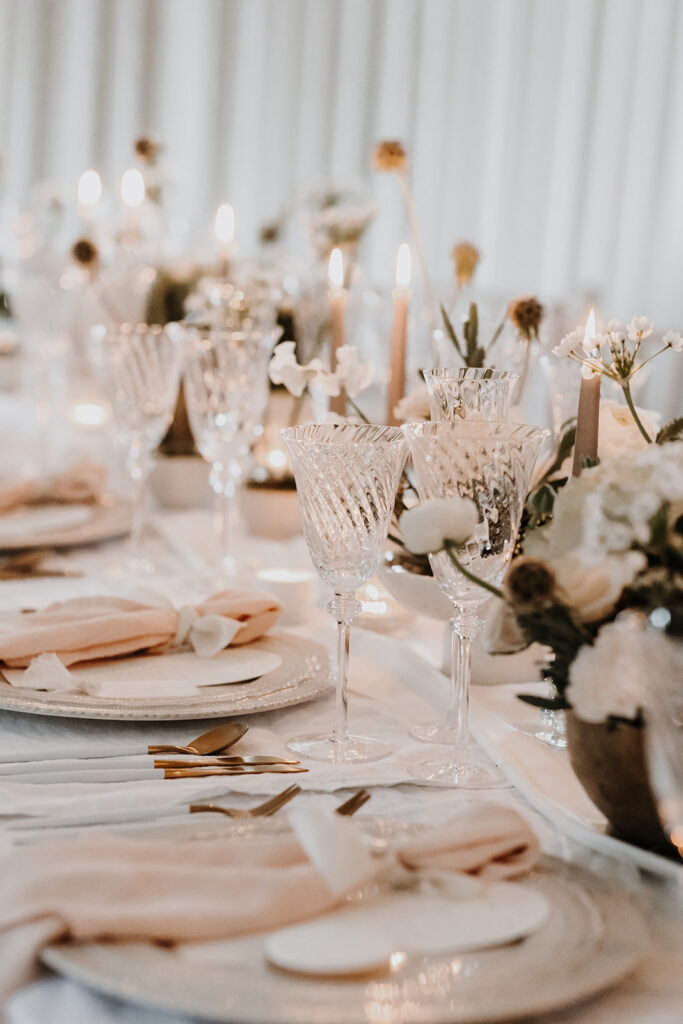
(656, 417), (683, 444)
(517, 693), (569, 712)
(440, 304), (464, 359)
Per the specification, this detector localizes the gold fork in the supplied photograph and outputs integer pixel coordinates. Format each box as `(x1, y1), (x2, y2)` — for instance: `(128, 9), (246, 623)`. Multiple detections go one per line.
(188, 784), (302, 820)
(336, 788), (371, 816)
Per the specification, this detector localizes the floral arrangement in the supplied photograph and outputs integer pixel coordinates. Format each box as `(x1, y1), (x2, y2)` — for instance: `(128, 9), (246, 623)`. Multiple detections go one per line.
(400, 441), (683, 727)
(268, 341), (374, 421)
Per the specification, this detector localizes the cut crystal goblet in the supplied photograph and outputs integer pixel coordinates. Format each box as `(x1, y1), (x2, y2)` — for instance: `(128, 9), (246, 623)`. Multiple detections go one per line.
(281, 423), (407, 764)
(403, 420), (548, 787)
(424, 368), (518, 422)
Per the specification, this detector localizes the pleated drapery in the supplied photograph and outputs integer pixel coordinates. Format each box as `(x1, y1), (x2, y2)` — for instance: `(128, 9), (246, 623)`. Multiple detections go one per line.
(0, 0), (681, 324)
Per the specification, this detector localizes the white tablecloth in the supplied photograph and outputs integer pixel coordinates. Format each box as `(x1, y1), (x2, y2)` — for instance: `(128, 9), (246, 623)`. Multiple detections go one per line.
(0, 511), (682, 1024)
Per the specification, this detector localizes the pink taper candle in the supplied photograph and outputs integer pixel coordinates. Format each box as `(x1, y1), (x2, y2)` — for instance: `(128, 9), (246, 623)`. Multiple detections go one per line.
(572, 308), (601, 476)
(387, 242), (412, 425)
(328, 247), (347, 417)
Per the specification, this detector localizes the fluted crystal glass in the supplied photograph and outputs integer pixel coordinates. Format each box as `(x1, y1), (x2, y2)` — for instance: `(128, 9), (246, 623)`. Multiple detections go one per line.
(424, 368), (518, 422)
(89, 323), (181, 570)
(403, 421), (548, 787)
(281, 423), (407, 763)
(177, 322), (279, 578)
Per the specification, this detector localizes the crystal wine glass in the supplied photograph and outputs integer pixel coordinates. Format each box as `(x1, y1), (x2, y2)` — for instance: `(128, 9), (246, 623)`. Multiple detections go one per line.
(403, 421), (548, 787)
(178, 322), (279, 578)
(89, 323), (181, 570)
(281, 423), (407, 763)
(424, 368), (518, 422)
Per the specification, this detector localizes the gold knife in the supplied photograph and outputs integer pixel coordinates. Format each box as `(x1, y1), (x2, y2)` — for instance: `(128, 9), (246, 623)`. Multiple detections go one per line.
(154, 756), (300, 769)
(164, 765), (307, 779)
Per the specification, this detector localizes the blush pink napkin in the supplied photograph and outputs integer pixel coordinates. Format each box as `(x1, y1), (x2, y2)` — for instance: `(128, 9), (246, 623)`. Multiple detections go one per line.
(0, 462), (105, 513)
(0, 804), (540, 998)
(0, 590), (282, 668)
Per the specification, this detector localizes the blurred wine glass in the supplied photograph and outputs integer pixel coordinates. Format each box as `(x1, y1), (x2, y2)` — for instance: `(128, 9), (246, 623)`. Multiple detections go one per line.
(90, 323), (181, 571)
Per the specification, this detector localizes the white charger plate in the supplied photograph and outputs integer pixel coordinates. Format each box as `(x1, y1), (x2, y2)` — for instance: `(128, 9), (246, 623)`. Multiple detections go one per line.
(0, 497), (131, 552)
(0, 634), (331, 720)
(41, 855), (648, 1024)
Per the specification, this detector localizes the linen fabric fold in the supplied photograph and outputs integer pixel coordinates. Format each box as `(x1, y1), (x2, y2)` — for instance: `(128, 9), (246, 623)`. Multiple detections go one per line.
(0, 804), (540, 999)
(0, 590), (282, 668)
(0, 462), (106, 513)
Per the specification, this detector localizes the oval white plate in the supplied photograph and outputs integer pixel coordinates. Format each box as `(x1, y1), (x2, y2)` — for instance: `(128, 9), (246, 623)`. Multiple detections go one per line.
(265, 883), (550, 976)
(0, 504), (92, 544)
(42, 856), (648, 1024)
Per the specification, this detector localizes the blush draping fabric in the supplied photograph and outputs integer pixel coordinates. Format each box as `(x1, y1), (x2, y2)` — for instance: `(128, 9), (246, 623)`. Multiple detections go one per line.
(0, 463), (106, 513)
(0, 591), (282, 668)
(0, 804), (540, 999)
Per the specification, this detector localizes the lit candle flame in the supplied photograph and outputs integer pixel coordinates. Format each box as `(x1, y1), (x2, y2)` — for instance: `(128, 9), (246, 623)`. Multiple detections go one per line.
(215, 203), (235, 247)
(395, 242), (411, 291)
(120, 168), (145, 207)
(582, 308), (597, 352)
(328, 247), (344, 291)
(77, 169), (102, 207)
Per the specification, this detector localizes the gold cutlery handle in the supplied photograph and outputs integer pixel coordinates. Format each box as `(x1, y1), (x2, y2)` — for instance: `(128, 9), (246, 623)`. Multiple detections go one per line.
(164, 766), (307, 779)
(153, 757), (300, 769)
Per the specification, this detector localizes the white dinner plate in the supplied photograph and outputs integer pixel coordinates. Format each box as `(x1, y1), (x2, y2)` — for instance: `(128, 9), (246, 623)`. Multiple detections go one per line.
(0, 497), (131, 552)
(42, 855), (648, 1024)
(0, 634), (331, 720)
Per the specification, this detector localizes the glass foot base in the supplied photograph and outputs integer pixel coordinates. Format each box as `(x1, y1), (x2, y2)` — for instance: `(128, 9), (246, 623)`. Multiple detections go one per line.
(287, 732), (393, 764)
(408, 757), (508, 789)
(535, 728), (568, 751)
(410, 721), (470, 745)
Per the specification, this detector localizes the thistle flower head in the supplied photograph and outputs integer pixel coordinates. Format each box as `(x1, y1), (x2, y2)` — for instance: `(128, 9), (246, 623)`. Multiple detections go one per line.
(134, 135), (161, 164)
(504, 557), (556, 612)
(451, 241), (480, 285)
(71, 237), (99, 269)
(372, 140), (407, 172)
(508, 296), (544, 341)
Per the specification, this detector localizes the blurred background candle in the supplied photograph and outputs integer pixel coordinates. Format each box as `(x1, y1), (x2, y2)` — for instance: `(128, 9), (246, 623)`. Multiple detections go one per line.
(120, 168), (145, 236)
(572, 307), (600, 477)
(215, 202), (235, 276)
(327, 246), (346, 416)
(387, 242), (411, 425)
(77, 169), (102, 224)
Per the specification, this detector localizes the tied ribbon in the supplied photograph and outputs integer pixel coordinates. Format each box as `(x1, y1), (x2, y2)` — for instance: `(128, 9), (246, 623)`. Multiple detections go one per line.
(172, 606), (242, 659)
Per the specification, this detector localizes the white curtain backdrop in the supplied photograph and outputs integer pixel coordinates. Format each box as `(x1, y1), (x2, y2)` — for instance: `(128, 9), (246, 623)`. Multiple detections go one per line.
(1, 0), (682, 325)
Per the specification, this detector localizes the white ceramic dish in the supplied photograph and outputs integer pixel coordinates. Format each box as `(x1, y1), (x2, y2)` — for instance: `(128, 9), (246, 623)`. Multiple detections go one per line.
(0, 634), (331, 721)
(42, 854), (648, 1024)
(0, 497), (131, 552)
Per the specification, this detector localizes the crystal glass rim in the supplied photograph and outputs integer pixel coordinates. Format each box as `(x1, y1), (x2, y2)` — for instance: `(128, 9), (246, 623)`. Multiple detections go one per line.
(402, 420), (549, 442)
(281, 423), (406, 446)
(423, 368), (519, 382)
(170, 321), (278, 346)
(90, 322), (170, 339)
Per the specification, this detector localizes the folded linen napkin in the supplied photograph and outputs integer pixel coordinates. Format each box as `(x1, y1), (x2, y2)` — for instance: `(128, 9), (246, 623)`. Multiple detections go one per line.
(0, 462), (105, 514)
(0, 803), (539, 998)
(0, 590), (282, 668)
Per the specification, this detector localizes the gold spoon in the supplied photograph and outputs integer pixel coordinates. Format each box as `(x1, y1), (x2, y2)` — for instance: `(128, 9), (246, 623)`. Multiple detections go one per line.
(147, 721), (249, 756)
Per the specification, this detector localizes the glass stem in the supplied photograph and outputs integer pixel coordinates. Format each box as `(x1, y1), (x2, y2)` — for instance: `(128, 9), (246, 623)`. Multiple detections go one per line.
(447, 610), (480, 766)
(329, 593), (358, 750)
(127, 446), (150, 563)
(212, 458), (243, 576)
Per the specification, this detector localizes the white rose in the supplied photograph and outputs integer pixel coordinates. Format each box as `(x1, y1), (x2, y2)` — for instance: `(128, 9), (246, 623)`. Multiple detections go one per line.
(400, 497), (479, 555)
(567, 620), (681, 724)
(553, 550), (646, 622)
(598, 399), (660, 458)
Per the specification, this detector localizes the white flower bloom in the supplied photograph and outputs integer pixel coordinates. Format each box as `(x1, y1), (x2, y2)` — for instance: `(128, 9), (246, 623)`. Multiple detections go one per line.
(268, 342), (308, 397)
(626, 316), (654, 342)
(598, 399), (660, 458)
(334, 346), (374, 398)
(567, 620), (682, 723)
(663, 330), (683, 352)
(269, 343), (341, 398)
(394, 384), (431, 422)
(553, 328), (584, 358)
(554, 550), (647, 622)
(400, 497), (479, 555)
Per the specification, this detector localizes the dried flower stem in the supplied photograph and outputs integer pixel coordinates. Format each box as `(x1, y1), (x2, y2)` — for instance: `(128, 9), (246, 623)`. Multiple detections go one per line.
(514, 338), (532, 406)
(444, 541), (504, 600)
(397, 171), (437, 328)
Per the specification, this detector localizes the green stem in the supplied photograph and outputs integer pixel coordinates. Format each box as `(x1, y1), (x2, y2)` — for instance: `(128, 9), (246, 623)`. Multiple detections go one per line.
(444, 541), (504, 600)
(346, 395), (370, 423)
(622, 382), (653, 443)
